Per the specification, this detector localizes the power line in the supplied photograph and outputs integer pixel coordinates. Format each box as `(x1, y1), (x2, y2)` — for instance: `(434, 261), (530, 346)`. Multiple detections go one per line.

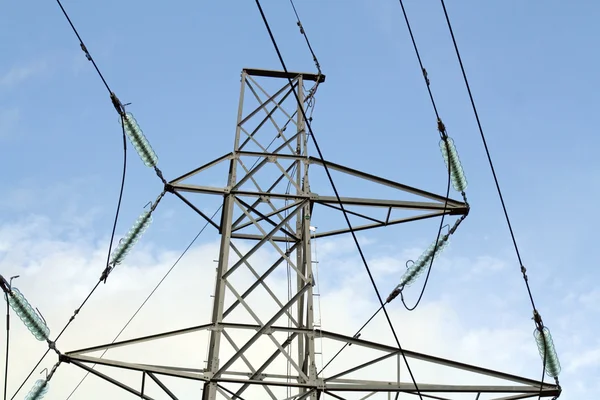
(438, 0), (559, 395)
(305, 0), (467, 371)
(13, 3), (132, 392)
(397, 0), (442, 122)
(393, 0), (471, 311)
(14, 4), (171, 399)
(288, 0), (322, 75)
(9, 4), (134, 385)
(437, 0), (539, 311)
(253, 1), (424, 398)
(318, 303), (383, 375)
(9, 119), (128, 400)
(55, 0), (113, 95)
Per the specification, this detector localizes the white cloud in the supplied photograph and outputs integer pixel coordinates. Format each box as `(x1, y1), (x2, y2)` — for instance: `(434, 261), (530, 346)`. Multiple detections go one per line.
(0, 213), (582, 399)
(0, 60), (47, 87)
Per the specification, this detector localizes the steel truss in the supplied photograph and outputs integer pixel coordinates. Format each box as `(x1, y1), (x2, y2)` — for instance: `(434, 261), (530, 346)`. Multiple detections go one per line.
(62, 69), (559, 399)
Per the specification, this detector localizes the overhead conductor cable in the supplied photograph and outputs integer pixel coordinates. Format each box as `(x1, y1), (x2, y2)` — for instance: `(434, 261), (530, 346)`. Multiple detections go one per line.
(11, 3), (168, 399)
(438, 0), (561, 393)
(254, 1), (426, 398)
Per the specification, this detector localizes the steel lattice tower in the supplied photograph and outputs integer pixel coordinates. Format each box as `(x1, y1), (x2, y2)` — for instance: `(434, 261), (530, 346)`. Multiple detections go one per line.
(62, 69), (561, 399)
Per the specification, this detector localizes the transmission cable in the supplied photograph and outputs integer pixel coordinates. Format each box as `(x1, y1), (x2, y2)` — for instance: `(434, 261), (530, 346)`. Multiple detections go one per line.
(390, 0), (470, 311)
(439, 0), (559, 395)
(11, 3), (135, 397)
(397, 0), (443, 123)
(9, 118), (128, 400)
(438, 0), (539, 312)
(288, 0), (322, 76)
(253, 1), (423, 398)
(55, 0), (112, 93)
(309, 0), (469, 374)
(318, 301), (383, 374)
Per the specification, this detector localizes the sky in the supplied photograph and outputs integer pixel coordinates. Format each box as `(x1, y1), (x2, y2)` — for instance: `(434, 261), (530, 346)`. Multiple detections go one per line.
(1, 0), (599, 399)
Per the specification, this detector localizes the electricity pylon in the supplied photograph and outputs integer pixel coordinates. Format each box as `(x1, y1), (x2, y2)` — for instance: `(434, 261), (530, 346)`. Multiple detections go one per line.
(63, 69), (561, 399)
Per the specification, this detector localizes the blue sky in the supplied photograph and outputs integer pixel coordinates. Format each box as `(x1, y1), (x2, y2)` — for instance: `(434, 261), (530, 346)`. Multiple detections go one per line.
(1, 0), (598, 399)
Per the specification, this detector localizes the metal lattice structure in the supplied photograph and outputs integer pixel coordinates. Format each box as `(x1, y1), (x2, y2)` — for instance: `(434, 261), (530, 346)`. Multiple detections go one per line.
(62, 69), (561, 399)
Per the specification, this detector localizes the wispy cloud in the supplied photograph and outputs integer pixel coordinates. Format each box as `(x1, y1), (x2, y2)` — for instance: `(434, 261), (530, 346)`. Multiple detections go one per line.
(0, 60), (47, 87)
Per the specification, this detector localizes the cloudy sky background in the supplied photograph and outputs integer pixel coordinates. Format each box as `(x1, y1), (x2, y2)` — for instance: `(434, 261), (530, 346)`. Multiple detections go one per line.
(1, 0), (599, 398)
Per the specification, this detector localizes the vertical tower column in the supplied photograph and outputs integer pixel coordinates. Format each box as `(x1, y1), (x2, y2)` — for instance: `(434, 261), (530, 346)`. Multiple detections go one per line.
(202, 69), (322, 400)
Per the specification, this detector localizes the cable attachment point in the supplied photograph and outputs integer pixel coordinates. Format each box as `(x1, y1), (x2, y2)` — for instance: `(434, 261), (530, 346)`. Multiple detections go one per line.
(47, 365), (58, 381)
(80, 43), (92, 61)
(533, 309), (544, 329)
(422, 68), (430, 86)
(110, 92), (125, 116)
(48, 341), (61, 356)
(437, 118), (447, 137)
(100, 265), (113, 284)
(68, 308), (80, 323)
(154, 166), (167, 185)
(0, 274), (9, 293)
(386, 285), (402, 303)
(448, 214), (466, 235)
(149, 190), (167, 213)
(296, 21), (305, 34)
(520, 264), (529, 282)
